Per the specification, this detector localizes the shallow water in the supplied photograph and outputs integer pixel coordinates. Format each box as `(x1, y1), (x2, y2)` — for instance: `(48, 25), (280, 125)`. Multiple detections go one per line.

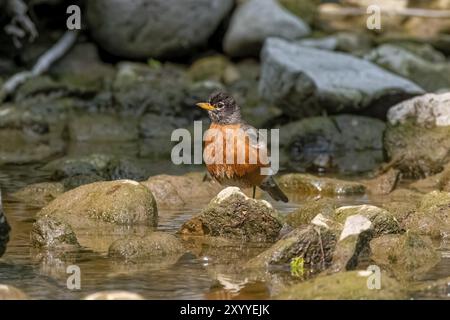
(1, 160), (450, 300)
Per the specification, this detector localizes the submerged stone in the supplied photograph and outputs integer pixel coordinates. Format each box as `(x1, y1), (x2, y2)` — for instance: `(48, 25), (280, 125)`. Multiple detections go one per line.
(12, 182), (64, 208)
(276, 271), (406, 299)
(108, 232), (184, 261)
(277, 174), (366, 196)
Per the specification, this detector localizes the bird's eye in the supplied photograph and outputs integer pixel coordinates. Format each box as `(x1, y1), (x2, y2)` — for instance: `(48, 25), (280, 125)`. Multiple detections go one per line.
(217, 102), (225, 109)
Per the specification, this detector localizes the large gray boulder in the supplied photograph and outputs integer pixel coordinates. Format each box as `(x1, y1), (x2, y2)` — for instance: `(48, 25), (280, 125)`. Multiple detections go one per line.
(259, 38), (424, 118)
(365, 44), (450, 92)
(223, 0), (310, 57)
(87, 0), (234, 59)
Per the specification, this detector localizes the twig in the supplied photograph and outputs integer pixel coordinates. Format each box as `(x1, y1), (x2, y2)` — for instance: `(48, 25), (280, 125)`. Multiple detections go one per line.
(320, 6), (450, 19)
(4, 0), (38, 47)
(0, 31), (78, 103)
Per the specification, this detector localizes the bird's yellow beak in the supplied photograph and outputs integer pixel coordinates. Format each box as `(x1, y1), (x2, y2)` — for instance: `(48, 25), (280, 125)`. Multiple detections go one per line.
(196, 102), (216, 111)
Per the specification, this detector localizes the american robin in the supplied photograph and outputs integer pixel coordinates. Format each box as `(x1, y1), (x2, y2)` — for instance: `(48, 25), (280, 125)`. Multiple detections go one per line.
(196, 91), (288, 202)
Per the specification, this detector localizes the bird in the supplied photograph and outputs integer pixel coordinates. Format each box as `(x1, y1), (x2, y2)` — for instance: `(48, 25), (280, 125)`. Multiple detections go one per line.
(196, 91), (288, 203)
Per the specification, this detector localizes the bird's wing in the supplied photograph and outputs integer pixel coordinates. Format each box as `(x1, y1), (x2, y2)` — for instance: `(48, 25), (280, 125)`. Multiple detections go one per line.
(240, 122), (270, 166)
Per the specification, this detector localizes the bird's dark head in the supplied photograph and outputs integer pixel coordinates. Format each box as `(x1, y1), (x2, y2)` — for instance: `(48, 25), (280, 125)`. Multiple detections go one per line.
(196, 91), (241, 124)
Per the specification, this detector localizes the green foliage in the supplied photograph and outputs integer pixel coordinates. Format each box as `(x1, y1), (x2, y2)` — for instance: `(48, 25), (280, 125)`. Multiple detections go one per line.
(290, 256), (305, 278)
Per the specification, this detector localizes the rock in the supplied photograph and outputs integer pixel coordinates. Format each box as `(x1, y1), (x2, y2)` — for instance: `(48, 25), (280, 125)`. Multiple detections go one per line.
(330, 214), (373, 272)
(0, 285), (28, 300)
(393, 42), (447, 63)
(68, 114), (139, 142)
(139, 114), (189, 157)
(298, 32), (373, 54)
(0, 190), (10, 257)
(385, 93), (450, 178)
(278, 0), (320, 24)
(84, 291), (144, 300)
(179, 187), (282, 242)
(43, 153), (151, 187)
(31, 217), (81, 249)
(327, 205), (401, 272)
(12, 182), (64, 208)
(245, 225), (337, 272)
(224, 0), (310, 57)
(277, 174), (366, 196)
(387, 93), (450, 127)
(141, 173), (224, 208)
(363, 168), (400, 195)
(0, 98), (71, 165)
(370, 232), (441, 280)
(403, 191), (450, 238)
(330, 203), (401, 272)
(334, 205), (401, 236)
(108, 232), (184, 261)
(410, 163), (450, 193)
(49, 42), (115, 89)
(365, 44), (450, 92)
(140, 114), (188, 140)
(276, 270), (406, 299)
(112, 62), (192, 117)
(34, 180), (157, 252)
(259, 38), (424, 118)
(87, 0), (233, 59)
(279, 115), (385, 173)
(285, 198), (336, 228)
(380, 189), (423, 227)
(188, 55), (239, 84)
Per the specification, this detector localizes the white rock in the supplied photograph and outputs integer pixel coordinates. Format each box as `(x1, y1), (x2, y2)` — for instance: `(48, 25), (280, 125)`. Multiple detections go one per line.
(387, 93), (450, 127)
(339, 214), (372, 241)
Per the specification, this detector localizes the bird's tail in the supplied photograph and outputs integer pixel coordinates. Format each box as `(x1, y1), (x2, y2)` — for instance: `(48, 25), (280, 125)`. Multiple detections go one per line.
(260, 176), (288, 203)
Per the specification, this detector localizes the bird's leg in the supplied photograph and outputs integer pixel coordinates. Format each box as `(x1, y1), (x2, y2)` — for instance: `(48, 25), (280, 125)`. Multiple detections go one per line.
(252, 186), (256, 199)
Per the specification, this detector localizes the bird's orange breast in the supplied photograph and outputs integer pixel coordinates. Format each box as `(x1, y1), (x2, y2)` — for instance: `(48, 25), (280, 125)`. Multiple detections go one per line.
(203, 123), (268, 188)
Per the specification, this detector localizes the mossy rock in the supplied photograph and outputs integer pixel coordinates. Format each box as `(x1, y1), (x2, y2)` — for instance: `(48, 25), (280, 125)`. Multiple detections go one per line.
(277, 174), (366, 196)
(34, 180), (158, 252)
(179, 187), (282, 243)
(385, 121), (450, 178)
(108, 232), (184, 261)
(285, 198), (337, 228)
(403, 191), (450, 238)
(245, 225), (337, 272)
(12, 182), (64, 208)
(31, 216), (80, 249)
(370, 232), (441, 280)
(334, 205), (401, 236)
(276, 271), (407, 299)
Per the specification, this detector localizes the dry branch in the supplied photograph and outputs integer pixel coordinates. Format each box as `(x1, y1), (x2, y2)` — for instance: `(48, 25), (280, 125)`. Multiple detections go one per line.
(0, 31), (78, 103)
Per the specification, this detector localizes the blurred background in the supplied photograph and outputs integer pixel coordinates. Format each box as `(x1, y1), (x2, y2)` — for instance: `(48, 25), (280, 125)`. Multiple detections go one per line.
(1, 0), (450, 300)
(0, 0), (449, 178)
